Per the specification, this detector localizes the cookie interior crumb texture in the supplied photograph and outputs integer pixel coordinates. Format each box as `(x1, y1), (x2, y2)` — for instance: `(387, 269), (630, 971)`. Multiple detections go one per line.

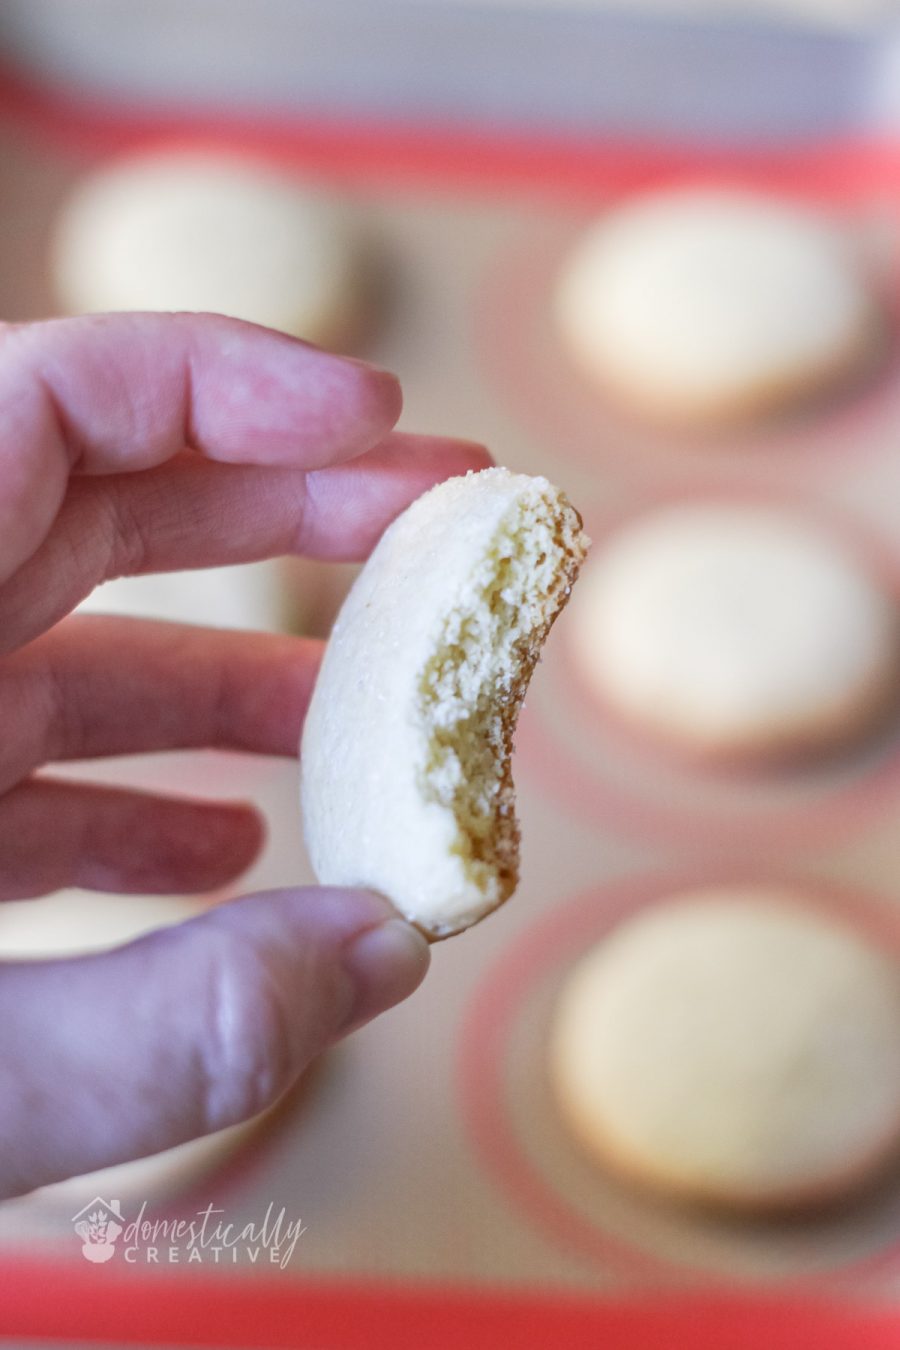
(418, 487), (581, 907)
(300, 468), (588, 938)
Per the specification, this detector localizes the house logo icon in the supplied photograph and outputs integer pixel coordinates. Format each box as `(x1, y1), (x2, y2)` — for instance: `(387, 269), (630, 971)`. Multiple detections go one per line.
(71, 1198), (124, 1264)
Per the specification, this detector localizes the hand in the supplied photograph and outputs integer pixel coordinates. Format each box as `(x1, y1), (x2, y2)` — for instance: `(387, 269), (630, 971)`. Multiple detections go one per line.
(0, 312), (490, 1198)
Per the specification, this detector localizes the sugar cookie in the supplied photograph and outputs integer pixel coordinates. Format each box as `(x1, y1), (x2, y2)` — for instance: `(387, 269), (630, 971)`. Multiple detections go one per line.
(300, 468), (588, 938)
(555, 188), (880, 425)
(52, 150), (365, 347)
(569, 503), (898, 760)
(550, 887), (900, 1211)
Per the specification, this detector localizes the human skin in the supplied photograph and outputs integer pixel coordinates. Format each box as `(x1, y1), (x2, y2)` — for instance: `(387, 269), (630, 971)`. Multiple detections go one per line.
(0, 312), (491, 1199)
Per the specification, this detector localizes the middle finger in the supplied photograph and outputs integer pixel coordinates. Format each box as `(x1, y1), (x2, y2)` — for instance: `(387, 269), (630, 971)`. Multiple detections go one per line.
(0, 432), (490, 655)
(0, 616), (323, 794)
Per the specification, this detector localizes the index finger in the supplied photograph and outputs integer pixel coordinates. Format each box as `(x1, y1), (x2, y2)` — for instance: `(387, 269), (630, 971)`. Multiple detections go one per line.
(0, 312), (402, 583)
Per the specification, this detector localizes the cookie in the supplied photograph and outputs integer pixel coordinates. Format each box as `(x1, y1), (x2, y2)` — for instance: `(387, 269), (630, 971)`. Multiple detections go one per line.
(550, 886), (900, 1211)
(52, 150), (365, 348)
(300, 468), (588, 939)
(554, 187), (880, 426)
(569, 502), (898, 760)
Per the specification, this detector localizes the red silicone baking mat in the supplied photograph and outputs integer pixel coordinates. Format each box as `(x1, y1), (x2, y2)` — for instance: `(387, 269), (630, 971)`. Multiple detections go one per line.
(3, 52), (900, 202)
(4, 1258), (900, 1350)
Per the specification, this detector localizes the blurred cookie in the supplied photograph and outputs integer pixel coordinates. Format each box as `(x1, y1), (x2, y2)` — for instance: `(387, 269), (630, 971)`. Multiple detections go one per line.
(555, 187), (881, 426)
(569, 503), (898, 760)
(549, 887), (900, 1211)
(52, 150), (367, 348)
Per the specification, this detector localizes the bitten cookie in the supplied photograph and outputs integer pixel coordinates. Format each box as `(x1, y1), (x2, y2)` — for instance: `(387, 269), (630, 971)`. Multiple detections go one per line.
(52, 150), (365, 347)
(550, 887), (900, 1212)
(569, 502), (898, 761)
(300, 468), (588, 939)
(554, 187), (880, 426)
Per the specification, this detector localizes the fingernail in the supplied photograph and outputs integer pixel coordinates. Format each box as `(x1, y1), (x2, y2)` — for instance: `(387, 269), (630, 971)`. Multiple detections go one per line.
(339, 917), (430, 1032)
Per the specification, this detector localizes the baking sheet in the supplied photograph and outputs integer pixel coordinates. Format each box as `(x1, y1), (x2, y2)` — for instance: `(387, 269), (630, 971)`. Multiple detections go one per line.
(3, 63), (900, 1337)
(0, 0), (898, 144)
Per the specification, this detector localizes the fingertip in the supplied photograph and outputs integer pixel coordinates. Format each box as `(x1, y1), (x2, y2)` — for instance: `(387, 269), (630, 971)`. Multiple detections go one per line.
(437, 438), (495, 481)
(150, 801), (267, 893)
(212, 802), (268, 875)
(365, 364), (403, 428)
(202, 885), (431, 1051)
(375, 431), (494, 478)
(338, 915), (431, 1034)
(463, 442), (495, 471)
(328, 360), (403, 458)
(450, 438), (494, 467)
(158, 885), (429, 1126)
(177, 314), (405, 468)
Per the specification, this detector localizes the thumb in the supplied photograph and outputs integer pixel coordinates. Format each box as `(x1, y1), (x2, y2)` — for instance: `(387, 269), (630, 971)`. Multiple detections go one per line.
(0, 887), (428, 1198)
